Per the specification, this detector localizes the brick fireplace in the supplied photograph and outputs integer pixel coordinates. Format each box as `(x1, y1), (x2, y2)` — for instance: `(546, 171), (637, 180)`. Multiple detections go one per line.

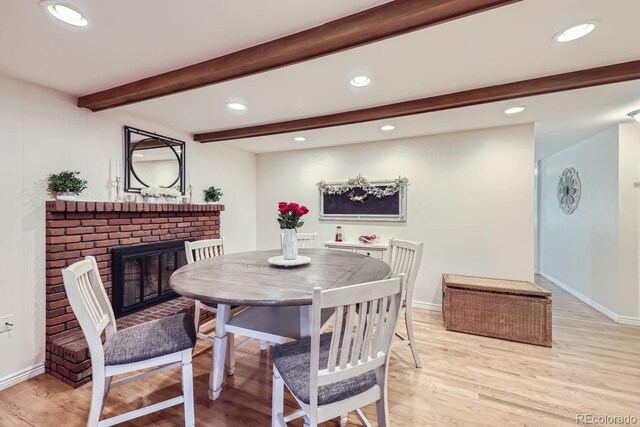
(45, 200), (223, 387)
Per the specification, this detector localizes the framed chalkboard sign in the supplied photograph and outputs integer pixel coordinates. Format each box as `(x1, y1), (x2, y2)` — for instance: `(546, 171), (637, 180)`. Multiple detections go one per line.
(317, 176), (408, 222)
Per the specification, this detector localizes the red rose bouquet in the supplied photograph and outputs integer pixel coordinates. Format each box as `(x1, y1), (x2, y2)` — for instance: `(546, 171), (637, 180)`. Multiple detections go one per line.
(277, 201), (309, 229)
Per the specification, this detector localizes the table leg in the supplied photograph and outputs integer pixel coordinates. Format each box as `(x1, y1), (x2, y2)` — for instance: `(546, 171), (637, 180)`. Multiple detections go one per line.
(299, 306), (311, 337)
(209, 303), (230, 400)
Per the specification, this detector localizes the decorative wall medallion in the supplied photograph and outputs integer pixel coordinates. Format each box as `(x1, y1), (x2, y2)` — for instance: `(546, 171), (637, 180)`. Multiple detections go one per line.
(557, 167), (581, 215)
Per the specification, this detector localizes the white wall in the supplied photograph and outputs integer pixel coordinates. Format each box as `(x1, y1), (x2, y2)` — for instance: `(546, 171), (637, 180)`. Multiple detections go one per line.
(539, 127), (620, 316)
(618, 123), (640, 320)
(256, 124), (535, 307)
(0, 73), (256, 383)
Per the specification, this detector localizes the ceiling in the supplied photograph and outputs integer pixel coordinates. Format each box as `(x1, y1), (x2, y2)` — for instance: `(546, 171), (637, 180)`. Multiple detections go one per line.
(1, 0), (640, 159)
(0, 0), (389, 95)
(222, 80), (640, 158)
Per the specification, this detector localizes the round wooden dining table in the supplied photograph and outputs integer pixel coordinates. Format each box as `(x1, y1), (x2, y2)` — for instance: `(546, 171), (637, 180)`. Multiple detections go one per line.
(170, 248), (391, 400)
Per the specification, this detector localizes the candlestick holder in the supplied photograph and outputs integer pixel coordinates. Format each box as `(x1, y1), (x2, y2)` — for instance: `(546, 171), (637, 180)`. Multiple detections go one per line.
(115, 176), (122, 202)
(188, 184), (193, 203)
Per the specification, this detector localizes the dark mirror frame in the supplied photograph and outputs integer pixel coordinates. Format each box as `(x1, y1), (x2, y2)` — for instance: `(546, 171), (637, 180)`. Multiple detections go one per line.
(124, 126), (186, 194)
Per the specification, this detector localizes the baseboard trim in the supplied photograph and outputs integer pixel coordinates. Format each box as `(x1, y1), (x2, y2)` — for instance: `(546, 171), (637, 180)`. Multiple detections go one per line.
(412, 300), (442, 312)
(538, 271), (621, 322)
(618, 316), (640, 326)
(0, 363), (45, 391)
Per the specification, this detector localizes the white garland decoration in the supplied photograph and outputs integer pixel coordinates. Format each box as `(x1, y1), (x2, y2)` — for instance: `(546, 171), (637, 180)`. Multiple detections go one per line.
(141, 186), (182, 198)
(317, 175), (408, 201)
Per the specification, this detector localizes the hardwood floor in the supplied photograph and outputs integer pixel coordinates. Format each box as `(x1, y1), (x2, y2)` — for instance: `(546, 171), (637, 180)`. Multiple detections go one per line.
(1, 275), (638, 426)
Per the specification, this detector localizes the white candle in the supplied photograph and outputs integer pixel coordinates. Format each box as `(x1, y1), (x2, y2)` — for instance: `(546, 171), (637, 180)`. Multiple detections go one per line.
(188, 170), (192, 186)
(115, 156), (120, 177)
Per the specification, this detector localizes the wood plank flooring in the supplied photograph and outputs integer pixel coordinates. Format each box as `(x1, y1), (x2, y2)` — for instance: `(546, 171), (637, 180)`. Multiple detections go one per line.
(1, 275), (638, 426)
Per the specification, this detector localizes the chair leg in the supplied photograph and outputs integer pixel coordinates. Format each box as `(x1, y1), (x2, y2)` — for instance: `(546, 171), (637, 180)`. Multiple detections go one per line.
(87, 369), (105, 427)
(193, 300), (202, 334)
(260, 340), (267, 351)
(100, 376), (112, 414)
(226, 333), (235, 376)
(375, 366), (390, 427)
(303, 414), (317, 427)
(182, 350), (195, 427)
(405, 306), (422, 368)
(272, 369), (286, 427)
(339, 414), (348, 427)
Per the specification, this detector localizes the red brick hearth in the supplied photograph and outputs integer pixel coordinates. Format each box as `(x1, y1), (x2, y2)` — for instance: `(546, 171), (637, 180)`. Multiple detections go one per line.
(45, 201), (224, 387)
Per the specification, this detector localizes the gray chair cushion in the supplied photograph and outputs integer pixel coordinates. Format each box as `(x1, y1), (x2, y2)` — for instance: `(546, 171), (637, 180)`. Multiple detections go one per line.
(104, 313), (196, 366)
(270, 332), (377, 406)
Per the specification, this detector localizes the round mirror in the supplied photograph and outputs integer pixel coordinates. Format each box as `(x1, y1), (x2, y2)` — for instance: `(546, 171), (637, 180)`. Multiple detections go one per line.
(129, 137), (181, 189)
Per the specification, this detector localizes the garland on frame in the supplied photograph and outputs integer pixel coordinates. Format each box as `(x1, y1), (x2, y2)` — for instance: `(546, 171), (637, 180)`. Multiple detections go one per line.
(317, 175), (408, 203)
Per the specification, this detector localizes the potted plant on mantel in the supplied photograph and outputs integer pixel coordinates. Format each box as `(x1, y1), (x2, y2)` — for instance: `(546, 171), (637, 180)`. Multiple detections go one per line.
(277, 202), (309, 260)
(47, 171), (88, 201)
(203, 186), (223, 204)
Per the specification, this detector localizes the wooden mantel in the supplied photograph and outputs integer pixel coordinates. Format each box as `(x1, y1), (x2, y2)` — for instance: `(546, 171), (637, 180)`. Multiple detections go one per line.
(45, 200), (224, 213)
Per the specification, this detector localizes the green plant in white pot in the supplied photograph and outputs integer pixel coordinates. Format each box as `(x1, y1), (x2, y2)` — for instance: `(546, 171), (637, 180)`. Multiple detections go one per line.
(203, 186), (223, 203)
(47, 171), (88, 201)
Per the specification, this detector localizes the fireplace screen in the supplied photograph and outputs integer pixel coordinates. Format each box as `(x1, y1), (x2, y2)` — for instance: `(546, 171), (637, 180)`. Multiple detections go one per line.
(112, 240), (192, 318)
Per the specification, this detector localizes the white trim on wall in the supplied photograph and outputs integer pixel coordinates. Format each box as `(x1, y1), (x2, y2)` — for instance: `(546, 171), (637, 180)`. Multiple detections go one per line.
(618, 316), (640, 326)
(0, 363), (45, 391)
(412, 301), (442, 312)
(538, 271), (631, 324)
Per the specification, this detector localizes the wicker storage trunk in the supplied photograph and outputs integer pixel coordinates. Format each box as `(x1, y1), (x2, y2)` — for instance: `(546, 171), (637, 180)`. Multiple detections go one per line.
(442, 274), (552, 347)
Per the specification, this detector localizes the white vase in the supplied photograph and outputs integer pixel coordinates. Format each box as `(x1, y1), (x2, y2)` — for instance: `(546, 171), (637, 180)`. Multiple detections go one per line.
(282, 229), (298, 260)
(56, 193), (77, 201)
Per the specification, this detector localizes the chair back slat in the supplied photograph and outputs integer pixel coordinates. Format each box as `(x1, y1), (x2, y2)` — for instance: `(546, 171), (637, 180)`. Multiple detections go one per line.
(360, 298), (378, 360)
(349, 300), (367, 366)
(372, 296), (388, 358)
(185, 238), (225, 264)
(326, 306), (343, 372)
(339, 304), (356, 369)
(62, 256), (117, 368)
(77, 272), (107, 329)
(386, 238), (423, 303)
(309, 276), (405, 399)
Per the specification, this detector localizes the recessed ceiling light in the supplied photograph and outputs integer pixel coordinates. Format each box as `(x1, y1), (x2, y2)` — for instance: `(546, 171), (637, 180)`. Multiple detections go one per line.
(380, 124), (396, 132)
(43, 2), (88, 27)
(226, 102), (247, 111)
(555, 21), (597, 42)
(504, 106), (526, 115)
(628, 109), (640, 123)
(350, 75), (371, 88)
(293, 136), (307, 142)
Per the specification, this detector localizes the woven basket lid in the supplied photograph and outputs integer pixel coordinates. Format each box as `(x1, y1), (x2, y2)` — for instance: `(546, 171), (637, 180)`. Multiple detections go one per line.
(443, 274), (551, 297)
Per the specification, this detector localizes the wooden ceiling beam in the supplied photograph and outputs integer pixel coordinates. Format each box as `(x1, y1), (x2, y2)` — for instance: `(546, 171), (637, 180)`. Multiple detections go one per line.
(194, 59), (640, 143)
(77, 0), (520, 111)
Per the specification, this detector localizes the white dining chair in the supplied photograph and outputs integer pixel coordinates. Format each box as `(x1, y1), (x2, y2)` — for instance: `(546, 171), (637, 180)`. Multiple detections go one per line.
(185, 238), (264, 361)
(386, 238), (424, 368)
(280, 232), (318, 249)
(62, 256), (196, 427)
(185, 238), (233, 340)
(270, 275), (405, 427)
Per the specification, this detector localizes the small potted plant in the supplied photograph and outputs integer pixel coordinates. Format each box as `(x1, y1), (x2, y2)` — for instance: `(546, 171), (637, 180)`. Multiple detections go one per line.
(47, 171), (88, 201)
(203, 186), (223, 203)
(277, 202), (309, 260)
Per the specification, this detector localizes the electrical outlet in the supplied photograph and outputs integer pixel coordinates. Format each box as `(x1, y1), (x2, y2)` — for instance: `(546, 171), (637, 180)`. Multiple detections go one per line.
(0, 314), (14, 334)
